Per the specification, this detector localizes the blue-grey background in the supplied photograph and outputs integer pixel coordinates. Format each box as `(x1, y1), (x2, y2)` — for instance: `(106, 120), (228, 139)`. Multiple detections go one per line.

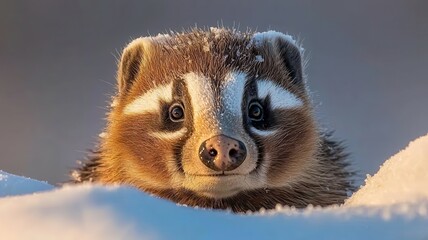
(1, 0), (427, 185)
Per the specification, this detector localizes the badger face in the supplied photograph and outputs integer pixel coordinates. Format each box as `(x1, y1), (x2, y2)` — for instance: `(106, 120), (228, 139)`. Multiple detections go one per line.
(103, 29), (318, 200)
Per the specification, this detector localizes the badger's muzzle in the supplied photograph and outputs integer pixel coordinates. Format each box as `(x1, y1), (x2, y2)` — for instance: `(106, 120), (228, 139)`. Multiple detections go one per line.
(199, 135), (247, 172)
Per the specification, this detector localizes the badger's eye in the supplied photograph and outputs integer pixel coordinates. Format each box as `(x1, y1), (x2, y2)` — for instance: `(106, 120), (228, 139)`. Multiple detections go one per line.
(248, 101), (264, 121)
(169, 103), (185, 122)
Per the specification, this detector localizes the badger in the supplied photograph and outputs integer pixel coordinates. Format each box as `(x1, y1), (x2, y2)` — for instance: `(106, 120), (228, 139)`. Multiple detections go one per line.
(72, 27), (354, 212)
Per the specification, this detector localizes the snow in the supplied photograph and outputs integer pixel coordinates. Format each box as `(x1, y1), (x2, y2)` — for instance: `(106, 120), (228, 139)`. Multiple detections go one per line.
(210, 27), (227, 39)
(0, 170), (53, 197)
(110, 98), (118, 107)
(202, 43), (210, 52)
(252, 31), (297, 47)
(1, 134), (428, 239)
(255, 55), (264, 62)
(251, 31), (305, 52)
(98, 131), (108, 138)
(346, 134), (428, 206)
(154, 33), (171, 39)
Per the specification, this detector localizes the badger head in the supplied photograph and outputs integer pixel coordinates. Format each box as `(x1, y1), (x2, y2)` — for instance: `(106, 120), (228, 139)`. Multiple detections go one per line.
(101, 28), (318, 203)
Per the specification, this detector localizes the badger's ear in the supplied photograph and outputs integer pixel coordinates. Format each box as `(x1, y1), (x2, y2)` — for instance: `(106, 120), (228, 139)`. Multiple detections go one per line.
(117, 38), (150, 94)
(274, 35), (304, 86)
(253, 32), (305, 86)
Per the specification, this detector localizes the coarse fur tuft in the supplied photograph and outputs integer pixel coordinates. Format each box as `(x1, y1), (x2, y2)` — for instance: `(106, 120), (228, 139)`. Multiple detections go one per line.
(71, 27), (355, 213)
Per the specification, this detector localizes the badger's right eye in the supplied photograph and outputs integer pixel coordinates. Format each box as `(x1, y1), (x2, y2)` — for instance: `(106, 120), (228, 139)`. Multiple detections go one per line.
(169, 103), (185, 122)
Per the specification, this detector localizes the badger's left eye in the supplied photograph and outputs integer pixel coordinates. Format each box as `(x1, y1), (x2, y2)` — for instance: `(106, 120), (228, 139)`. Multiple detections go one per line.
(169, 103), (185, 122)
(248, 101), (264, 121)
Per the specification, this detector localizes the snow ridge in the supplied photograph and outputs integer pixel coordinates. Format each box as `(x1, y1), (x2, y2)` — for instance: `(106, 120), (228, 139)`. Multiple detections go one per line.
(0, 170), (53, 197)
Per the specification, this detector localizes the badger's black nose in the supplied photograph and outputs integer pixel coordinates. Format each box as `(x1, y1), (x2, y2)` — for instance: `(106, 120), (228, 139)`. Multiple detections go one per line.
(199, 135), (247, 172)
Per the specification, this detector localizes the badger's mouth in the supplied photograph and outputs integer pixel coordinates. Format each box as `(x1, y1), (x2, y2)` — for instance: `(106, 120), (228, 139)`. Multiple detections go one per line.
(185, 172), (243, 177)
(182, 171), (260, 199)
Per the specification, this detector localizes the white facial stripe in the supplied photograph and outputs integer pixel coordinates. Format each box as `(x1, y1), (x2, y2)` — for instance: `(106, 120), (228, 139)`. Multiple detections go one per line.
(184, 72), (216, 120)
(124, 83), (173, 115)
(250, 127), (277, 137)
(149, 128), (188, 140)
(256, 80), (303, 109)
(221, 72), (247, 123)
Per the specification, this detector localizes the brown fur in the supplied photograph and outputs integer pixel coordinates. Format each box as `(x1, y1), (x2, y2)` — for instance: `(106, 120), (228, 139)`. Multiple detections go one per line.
(72, 27), (354, 213)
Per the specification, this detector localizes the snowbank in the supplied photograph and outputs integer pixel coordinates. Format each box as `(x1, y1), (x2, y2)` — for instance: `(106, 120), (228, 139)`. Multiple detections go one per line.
(0, 170), (53, 197)
(346, 134), (428, 206)
(0, 134), (427, 239)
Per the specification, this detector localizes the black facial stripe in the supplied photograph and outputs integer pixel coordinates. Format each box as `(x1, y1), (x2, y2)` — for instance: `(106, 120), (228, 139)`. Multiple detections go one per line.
(245, 77), (258, 98)
(241, 77), (265, 170)
(172, 78), (186, 98)
(172, 137), (187, 173)
(171, 78), (194, 173)
(244, 78), (276, 130)
(255, 95), (276, 129)
(242, 113), (265, 171)
(158, 79), (190, 131)
(254, 136), (265, 171)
